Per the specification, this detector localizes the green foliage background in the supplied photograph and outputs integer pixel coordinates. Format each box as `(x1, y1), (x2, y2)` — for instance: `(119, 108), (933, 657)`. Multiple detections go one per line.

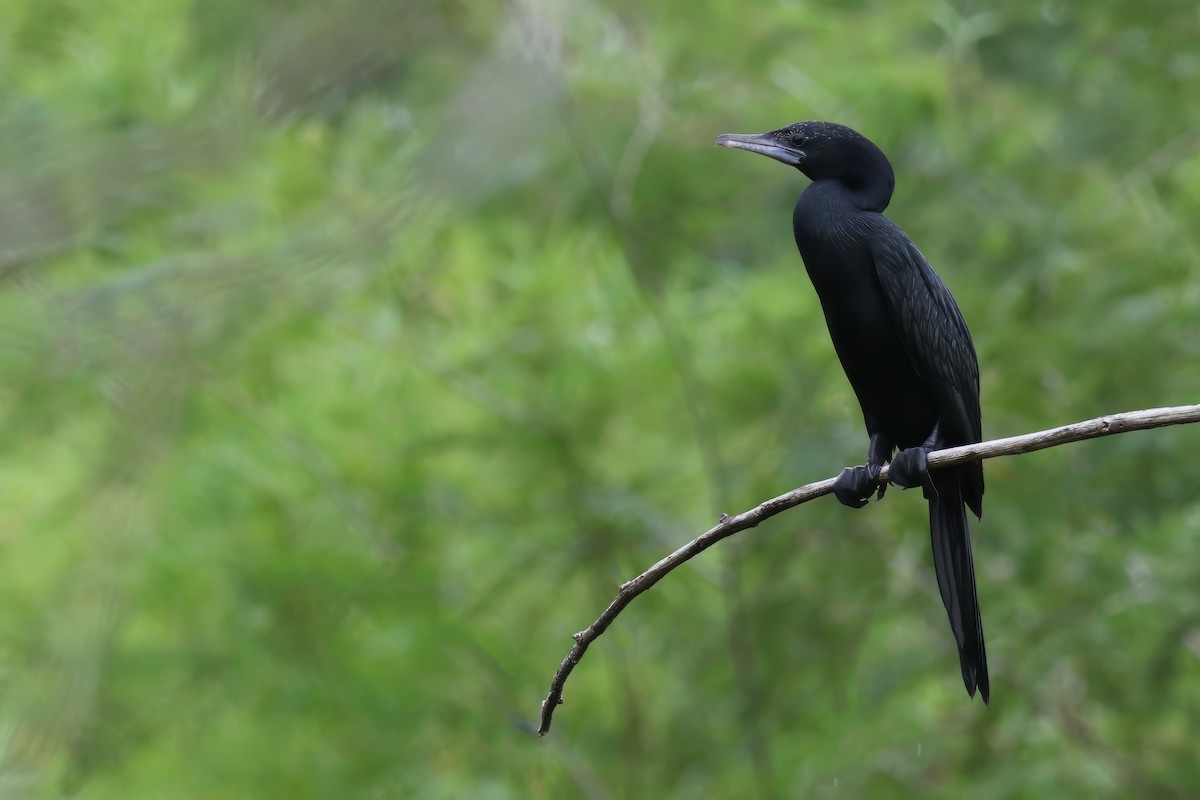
(0, 0), (1198, 796)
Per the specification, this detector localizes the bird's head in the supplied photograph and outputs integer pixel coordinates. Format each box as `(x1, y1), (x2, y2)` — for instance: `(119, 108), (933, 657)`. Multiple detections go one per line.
(716, 121), (895, 211)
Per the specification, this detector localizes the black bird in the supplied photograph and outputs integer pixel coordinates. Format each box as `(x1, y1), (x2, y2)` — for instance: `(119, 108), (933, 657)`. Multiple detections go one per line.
(717, 121), (989, 702)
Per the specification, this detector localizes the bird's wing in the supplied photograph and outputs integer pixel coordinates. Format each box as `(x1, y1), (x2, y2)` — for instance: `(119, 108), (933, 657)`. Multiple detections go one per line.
(869, 222), (982, 448)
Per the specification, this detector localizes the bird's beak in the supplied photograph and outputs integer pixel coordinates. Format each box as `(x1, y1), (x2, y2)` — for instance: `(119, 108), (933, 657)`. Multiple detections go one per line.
(715, 132), (804, 167)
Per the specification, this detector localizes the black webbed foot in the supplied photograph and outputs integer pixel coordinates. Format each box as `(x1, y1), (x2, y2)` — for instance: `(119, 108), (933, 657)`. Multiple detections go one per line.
(888, 446), (930, 490)
(833, 461), (885, 509)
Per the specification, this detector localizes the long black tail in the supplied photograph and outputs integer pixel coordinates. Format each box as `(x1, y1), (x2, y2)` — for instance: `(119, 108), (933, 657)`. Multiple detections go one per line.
(928, 468), (989, 702)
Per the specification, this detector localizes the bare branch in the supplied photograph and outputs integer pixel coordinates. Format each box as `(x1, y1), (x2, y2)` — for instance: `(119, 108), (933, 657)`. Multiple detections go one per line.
(537, 403), (1200, 736)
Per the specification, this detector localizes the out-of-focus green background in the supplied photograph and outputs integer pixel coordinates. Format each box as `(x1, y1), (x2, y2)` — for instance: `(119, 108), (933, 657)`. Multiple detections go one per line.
(1, 1), (1198, 796)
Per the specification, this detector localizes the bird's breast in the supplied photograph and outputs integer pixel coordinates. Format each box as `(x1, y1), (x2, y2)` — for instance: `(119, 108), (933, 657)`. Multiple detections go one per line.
(791, 219), (874, 297)
(790, 193), (936, 442)
(791, 190), (875, 284)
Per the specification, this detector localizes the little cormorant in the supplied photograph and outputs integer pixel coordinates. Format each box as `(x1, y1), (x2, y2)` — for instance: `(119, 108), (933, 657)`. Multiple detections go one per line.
(717, 121), (989, 702)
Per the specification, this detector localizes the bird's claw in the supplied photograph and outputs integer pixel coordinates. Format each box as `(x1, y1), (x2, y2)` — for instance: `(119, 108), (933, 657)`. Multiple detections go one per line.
(888, 447), (929, 489)
(866, 460), (888, 500)
(833, 465), (882, 509)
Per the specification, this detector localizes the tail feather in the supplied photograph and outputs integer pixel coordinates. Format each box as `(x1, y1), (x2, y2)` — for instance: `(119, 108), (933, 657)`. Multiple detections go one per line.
(928, 469), (989, 703)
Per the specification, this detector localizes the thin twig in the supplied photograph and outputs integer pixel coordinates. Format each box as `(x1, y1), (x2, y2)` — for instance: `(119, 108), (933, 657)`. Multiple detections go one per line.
(537, 403), (1200, 736)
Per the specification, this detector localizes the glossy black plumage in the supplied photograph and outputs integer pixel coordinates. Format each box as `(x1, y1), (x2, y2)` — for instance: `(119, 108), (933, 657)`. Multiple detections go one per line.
(717, 121), (989, 702)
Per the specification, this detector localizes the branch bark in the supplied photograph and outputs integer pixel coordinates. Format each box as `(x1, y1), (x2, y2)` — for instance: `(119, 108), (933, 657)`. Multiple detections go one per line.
(537, 403), (1200, 736)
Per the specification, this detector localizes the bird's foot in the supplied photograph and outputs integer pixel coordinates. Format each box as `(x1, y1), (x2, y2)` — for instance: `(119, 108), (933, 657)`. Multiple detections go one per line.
(833, 461), (886, 509)
(888, 446), (930, 490)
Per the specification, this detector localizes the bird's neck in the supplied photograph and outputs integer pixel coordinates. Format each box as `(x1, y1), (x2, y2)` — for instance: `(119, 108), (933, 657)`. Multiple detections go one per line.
(848, 174), (892, 213)
(793, 181), (875, 238)
(801, 153), (894, 213)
